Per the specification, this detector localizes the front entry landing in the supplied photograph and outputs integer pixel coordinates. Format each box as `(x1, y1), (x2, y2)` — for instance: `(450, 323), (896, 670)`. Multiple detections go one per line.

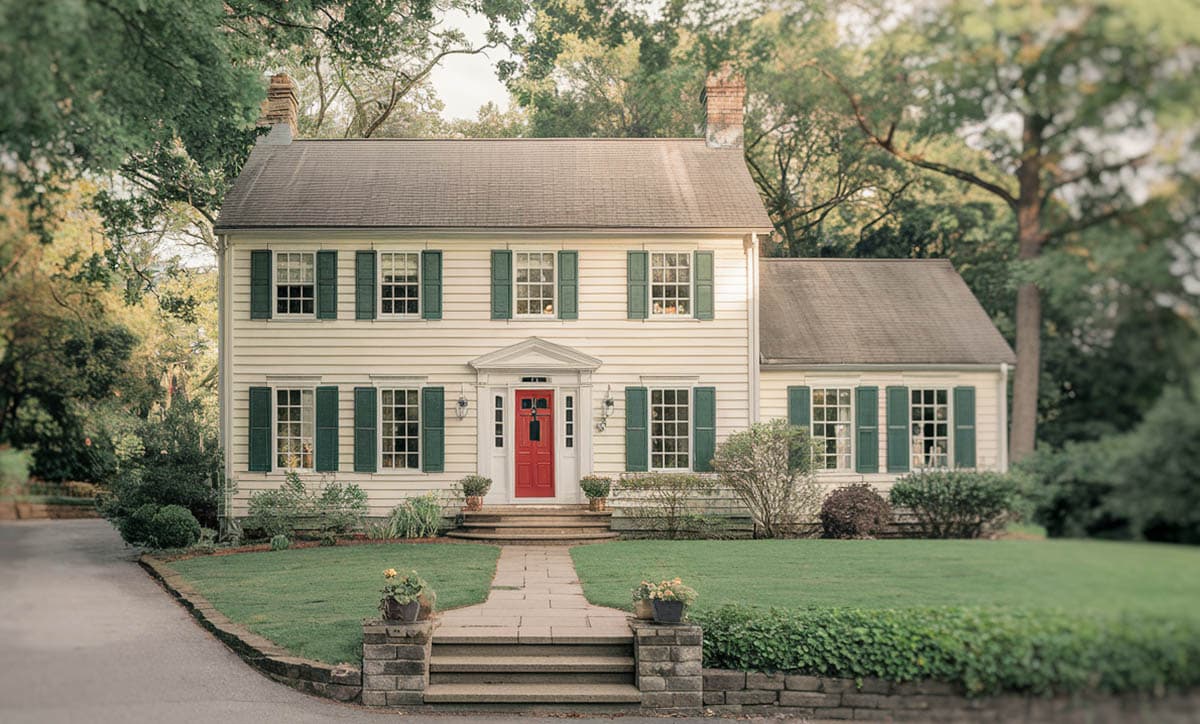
(514, 389), (555, 498)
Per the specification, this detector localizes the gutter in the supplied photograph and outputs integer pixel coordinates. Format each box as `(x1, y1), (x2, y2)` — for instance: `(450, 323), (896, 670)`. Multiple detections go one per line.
(760, 362), (1017, 372)
(746, 233), (761, 423)
(213, 226), (777, 238)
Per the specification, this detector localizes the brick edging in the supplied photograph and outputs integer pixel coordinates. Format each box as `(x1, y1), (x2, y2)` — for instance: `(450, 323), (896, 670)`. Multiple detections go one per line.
(139, 554), (362, 703)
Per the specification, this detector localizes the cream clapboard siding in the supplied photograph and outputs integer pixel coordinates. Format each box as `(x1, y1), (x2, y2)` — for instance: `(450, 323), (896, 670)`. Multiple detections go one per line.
(226, 236), (752, 515)
(760, 368), (1007, 493)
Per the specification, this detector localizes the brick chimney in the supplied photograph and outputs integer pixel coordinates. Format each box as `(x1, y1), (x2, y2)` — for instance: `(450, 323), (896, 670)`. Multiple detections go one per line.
(258, 73), (299, 137)
(701, 64), (745, 149)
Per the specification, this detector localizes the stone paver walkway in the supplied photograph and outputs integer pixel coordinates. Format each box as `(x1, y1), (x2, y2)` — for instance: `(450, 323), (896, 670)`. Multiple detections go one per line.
(436, 546), (631, 643)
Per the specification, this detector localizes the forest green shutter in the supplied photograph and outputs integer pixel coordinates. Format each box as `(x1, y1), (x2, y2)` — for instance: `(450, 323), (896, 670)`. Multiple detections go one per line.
(627, 251), (648, 320)
(421, 250), (442, 320)
(421, 387), (445, 473)
(353, 387), (377, 473)
(625, 387), (648, 472)
(954, 386), (977, 468)
(558, 250), (578, 319)
(693, 387), (716, 472)
(250, 250), (272, 319)
(855, 386), (879, 473)
(316, 250), (338, 319)
(355, 251), (376, 320)
(886, 386), (910, 473)
(787, 386), (811, 428)
(491, 250), (512, 320)
(694, 250), (714, 320)
(248, 386), (272, 472)
(315, 386), (339, 471)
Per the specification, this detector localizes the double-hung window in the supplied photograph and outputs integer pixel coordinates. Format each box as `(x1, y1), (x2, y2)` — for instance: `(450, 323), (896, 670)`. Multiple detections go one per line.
(514, 252), (555, 316)
(380, 388), (420, 470)
(911, 388), (950, 468)
(276, 252), (315, 316)
(275, 388), (314, 469)
(650, 388), (690, 470)
(812, 387), (852, 470)
(379, 252), (420, 317)
(650, 252), (691, 316)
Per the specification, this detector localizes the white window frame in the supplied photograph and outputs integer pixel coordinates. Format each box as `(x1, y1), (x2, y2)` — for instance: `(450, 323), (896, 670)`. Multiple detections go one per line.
(513, 251), (557, 318)
(910, 387), (953, 469)
(812, 387), (854, 472)
(379, 386), (422, 472)
(274, 387), (315, 471)
(377, 251), (422, 319)
(649, 386), (692, 472)
(649, 251), (693, 318)
(273, 251), (317, 318)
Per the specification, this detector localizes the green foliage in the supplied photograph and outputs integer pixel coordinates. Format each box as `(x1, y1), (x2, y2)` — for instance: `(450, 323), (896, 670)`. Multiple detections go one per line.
(890, 471), (1025, 539)
(820, 484), (892, 539)
(0, 447), (31, 497)
(118, 503), (162, 547)
(311, 480), (368, 536)
(579, 475), (612, 499)
(456, 475), (492, 497)
(246, 474), (308, 539)
(696, 605), (1200, 696)
(149, 505), (202, 549)
(270, 534), (291, 552)
(366, 493), (445, 539)
(617, 473), (720, 539)
(380, 569), (430, 606)
(245, 472), (367, 540)
(711, 420), (822, 538)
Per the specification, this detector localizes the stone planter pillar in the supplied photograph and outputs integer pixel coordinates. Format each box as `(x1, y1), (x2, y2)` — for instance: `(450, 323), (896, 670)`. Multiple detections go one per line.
(361, 619), (433, 707)
(631, 620), (703, 713)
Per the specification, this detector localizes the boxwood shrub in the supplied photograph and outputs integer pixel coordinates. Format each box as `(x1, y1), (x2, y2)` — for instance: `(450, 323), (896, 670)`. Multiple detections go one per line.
(695, 605), (1200, 696)
(889, 470), (1025, 538)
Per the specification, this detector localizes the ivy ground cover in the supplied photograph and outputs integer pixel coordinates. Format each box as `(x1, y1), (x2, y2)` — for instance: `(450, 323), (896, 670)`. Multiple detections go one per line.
(170, 543), (500, 664)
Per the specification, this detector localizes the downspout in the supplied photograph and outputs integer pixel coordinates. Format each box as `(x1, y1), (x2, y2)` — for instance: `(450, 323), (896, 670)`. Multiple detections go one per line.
(999, 362), (1010, 473)
(746, 233), (761, 424)
(217, 234), (234, 533)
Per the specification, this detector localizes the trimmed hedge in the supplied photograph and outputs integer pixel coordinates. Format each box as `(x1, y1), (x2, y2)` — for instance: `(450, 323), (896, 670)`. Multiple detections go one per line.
(890, 470), (1024, 538)
(695, 605), (1200, 696)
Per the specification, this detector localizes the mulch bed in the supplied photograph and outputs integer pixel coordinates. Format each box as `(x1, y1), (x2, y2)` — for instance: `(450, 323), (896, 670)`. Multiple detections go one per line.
(157, 534), (483, 562)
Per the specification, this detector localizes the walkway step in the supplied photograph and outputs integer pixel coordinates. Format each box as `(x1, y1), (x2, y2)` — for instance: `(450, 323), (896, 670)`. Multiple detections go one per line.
(445, 531), (619, 542)
(431, 654), (634, 673)
(423, 682), (642, 704)
(432, 632), (633, 645)
(432, 671), (633, 685)
(432, 643), (633, 658)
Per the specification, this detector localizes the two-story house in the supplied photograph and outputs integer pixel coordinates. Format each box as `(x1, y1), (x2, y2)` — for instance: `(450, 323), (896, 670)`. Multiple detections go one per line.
(214, 70), (1015, 521)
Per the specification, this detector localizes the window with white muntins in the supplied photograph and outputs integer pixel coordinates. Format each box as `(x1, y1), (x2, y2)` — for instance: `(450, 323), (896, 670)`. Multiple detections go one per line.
(911, 388), (950, 468)
(515, 252), (555, 316)
(650, 252), (691, 316)
(379, 252), (420, 317)
(650, 388), (690, 470)
(813, 387), (852, 470)
(276, 388), (314, 469)
(381, 388), (420, 470)
(275, 252), (315, 316)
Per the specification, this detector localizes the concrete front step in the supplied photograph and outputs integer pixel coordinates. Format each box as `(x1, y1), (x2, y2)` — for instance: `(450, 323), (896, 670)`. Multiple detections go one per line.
(431, 670), (633, 685)
(445, 530), (620, 543)
(458, 519), (612, 528)
(423, 682), (642, 704)
(431, 654), (634, 673)
(465, 506), (608, 516)
(455, 527), (615, 538)
(432, 642), (633, 658)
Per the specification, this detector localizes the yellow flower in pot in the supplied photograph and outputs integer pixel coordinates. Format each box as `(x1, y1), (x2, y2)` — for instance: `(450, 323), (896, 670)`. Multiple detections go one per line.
(379, 569), (432, 623)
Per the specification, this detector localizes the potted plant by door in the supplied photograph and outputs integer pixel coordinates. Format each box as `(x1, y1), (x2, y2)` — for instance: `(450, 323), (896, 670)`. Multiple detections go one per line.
(647, 578), (697, 624)
(379, 568), (431, 623)
(580, 475), (612, 512)
(457, 475), (492, 512)
(631, 580), (656, 620)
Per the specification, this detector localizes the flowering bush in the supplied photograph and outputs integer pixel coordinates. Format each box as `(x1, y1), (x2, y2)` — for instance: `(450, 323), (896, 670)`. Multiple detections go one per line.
(379, 568), (431, 606)
(643, 577), (698, 606)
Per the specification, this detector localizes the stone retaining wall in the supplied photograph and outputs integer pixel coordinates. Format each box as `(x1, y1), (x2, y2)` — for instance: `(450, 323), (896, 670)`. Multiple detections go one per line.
(702, 669), (1200, 722)
(631, 621), (703, 713)
(360, 619), (433, 707)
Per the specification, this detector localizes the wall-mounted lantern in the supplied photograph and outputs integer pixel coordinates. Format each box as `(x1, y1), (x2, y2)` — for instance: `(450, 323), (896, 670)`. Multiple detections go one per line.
(596, 385), (616, 432)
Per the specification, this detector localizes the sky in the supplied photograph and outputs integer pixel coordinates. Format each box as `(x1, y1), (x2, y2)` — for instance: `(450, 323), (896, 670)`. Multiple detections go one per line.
(427, 10), (514, 121)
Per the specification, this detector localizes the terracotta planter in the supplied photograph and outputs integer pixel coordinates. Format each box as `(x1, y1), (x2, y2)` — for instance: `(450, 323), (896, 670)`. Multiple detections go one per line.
(381, 597), (420, 623)
(634, 598), (654, 620)
(652, 599), (686, 624)
(464, 495), (484, 512)
(588, 497), (608, 512)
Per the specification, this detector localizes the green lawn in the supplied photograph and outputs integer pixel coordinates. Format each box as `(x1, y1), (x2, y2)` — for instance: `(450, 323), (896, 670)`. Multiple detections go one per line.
(170, 542), (500, 664)
(571, 538), (1200, 619)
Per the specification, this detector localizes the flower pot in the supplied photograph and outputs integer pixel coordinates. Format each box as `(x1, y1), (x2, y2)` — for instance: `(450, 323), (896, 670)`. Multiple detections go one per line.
(464, 495), (484, 512)
(634, 598), (654, 620)
(652, 599), (686, 624)
(588, 497), (608, 512)
(381, 598), (420, 623)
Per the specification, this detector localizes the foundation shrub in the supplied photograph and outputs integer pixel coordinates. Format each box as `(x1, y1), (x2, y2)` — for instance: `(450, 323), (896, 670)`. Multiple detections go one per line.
(616, 473), (720, 539)
(244, 472), (367, 540)
(148, 504), (202, 549)
(711, 420), (822, 538)
(889, 470), (1025, 538)
(367, 493), (445, 539)
(820, 483), (892, 538)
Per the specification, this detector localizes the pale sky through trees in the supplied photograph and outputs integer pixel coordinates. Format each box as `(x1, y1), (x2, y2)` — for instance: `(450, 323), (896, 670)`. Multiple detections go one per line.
(428, 9), (513, 120)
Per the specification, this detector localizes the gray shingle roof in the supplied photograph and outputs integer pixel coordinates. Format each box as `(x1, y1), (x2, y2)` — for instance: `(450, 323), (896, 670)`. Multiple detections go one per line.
(760, 258), (1016, 366)
(215, 136), (774, 232)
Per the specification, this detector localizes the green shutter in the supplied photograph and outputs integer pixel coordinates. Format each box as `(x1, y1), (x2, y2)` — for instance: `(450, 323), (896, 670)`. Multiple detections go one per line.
(954, 386), (977, 468)
(355, 251), (376, 320)
(558, 250), (578, 320)
(421, 250), (442, 320)
(353, 387), (377, 473)
(886, 386), (910, 473)
(627, 251), (648, 320)
(315, 386), (339, 471)
(421, 387), (445, 473)
(248, 386), (272, 472)
(787, 386), (811, 428)
(694, 250), (714, 320)
(855, 386), (879, 473)
(250, 250), (272, 319)
(316, 250), (338, 319)
(625, 387), (648, 472)
(491, 250), (512, 320)
(693, 387), (716, 472)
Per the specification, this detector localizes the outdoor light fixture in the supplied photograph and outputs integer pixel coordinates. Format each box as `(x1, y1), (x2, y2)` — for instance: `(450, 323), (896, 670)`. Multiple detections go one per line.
(596, 385), (616, 432)
(455, 384), (469, 420)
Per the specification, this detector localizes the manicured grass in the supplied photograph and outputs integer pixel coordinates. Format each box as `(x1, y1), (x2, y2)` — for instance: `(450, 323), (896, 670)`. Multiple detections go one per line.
(171, 542), (500, 664)
(571, 538), (1200, 619)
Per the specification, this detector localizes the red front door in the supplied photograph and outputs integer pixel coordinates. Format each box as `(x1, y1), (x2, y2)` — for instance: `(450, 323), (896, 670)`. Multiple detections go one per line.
(515, 390), (555, 498)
